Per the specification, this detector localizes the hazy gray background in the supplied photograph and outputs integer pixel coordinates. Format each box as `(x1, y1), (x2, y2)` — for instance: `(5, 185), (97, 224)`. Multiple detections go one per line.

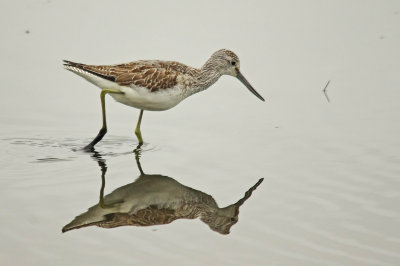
(1, 1), (400, 265)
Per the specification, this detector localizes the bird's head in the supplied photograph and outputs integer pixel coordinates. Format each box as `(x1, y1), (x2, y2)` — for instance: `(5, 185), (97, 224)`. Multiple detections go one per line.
(209, 49), (265, 101)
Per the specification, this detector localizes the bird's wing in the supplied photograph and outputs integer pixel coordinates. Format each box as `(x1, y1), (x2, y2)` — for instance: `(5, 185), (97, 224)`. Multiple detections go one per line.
(63, 60), (182, 92)
(115, 63), (180, 91)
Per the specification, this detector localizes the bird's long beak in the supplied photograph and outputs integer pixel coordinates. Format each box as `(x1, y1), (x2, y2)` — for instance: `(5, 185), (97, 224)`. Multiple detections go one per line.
(236, 70), (265, 102)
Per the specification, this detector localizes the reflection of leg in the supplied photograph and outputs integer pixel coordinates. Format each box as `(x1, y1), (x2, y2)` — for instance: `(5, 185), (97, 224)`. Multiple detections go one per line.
(135, 110), (144, 144)
(133, 143), (144, 175)
(94, 152), (123, 209)
(90, 150), (109, 208)
(84, 89), (123, 151)
(99, 158), (107, 208)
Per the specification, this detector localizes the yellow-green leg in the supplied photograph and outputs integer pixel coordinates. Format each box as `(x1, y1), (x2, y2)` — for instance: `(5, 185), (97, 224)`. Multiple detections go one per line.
(84, 89), (123, 151)
(135, 109), (144, 144)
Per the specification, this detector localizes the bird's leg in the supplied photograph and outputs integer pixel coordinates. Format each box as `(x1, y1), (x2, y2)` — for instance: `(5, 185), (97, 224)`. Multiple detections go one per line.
(134, 110), (144, 144)
(84, 89), (123, 151)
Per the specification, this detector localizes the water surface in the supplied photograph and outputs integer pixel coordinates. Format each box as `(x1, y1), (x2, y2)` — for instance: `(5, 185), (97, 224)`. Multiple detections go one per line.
(1, 1), (400, 265)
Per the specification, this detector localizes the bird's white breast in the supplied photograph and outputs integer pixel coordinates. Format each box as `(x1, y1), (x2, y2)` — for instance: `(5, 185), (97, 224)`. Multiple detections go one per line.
(112, 84), (186, 111)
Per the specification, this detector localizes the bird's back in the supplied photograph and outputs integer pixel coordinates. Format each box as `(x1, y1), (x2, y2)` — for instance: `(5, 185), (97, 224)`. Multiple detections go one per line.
(64, 59), (199, 92)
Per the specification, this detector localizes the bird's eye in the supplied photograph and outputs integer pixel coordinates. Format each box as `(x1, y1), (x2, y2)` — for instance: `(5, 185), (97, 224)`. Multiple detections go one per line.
(231, 61), (236, 66)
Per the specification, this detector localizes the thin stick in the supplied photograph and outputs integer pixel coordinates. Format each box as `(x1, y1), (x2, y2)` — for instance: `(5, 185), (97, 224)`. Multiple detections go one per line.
(322, 80), (331, 103)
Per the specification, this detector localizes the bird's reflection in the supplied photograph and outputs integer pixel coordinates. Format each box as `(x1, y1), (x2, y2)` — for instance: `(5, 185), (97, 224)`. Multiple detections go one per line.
(62, 145), (263, 235)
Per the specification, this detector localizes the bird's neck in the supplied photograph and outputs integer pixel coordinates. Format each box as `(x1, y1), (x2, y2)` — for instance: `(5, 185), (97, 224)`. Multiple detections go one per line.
(191, 59), (223, 93)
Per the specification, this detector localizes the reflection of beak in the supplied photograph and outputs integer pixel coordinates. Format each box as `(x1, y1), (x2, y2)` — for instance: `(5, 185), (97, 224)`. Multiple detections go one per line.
(236, 69), (265, 101)
(235, 178), (264, 207)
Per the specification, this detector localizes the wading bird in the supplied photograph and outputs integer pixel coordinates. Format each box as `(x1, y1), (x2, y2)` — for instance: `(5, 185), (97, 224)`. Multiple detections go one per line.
(64, 49), (264, 150)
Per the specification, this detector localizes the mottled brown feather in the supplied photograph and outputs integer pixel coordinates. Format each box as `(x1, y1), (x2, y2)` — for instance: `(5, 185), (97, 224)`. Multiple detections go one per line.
(63, 60), (196, 92)
(95, 205), (197, 228)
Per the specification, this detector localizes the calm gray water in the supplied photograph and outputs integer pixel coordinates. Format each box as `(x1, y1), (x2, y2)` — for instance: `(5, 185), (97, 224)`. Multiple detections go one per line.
(1, 1), (400, 265)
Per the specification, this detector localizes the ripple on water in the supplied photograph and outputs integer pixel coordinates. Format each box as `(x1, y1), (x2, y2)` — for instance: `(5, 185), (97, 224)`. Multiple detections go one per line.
(3, 136), (160, 163)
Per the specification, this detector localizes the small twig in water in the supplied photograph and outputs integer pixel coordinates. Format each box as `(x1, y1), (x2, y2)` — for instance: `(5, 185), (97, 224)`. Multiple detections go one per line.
(322, 80), (331, 103)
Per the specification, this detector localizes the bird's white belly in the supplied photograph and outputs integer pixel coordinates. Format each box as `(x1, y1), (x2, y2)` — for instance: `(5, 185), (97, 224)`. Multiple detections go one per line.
(70, 69), (187, 111)
(111, 85), (186, 111)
